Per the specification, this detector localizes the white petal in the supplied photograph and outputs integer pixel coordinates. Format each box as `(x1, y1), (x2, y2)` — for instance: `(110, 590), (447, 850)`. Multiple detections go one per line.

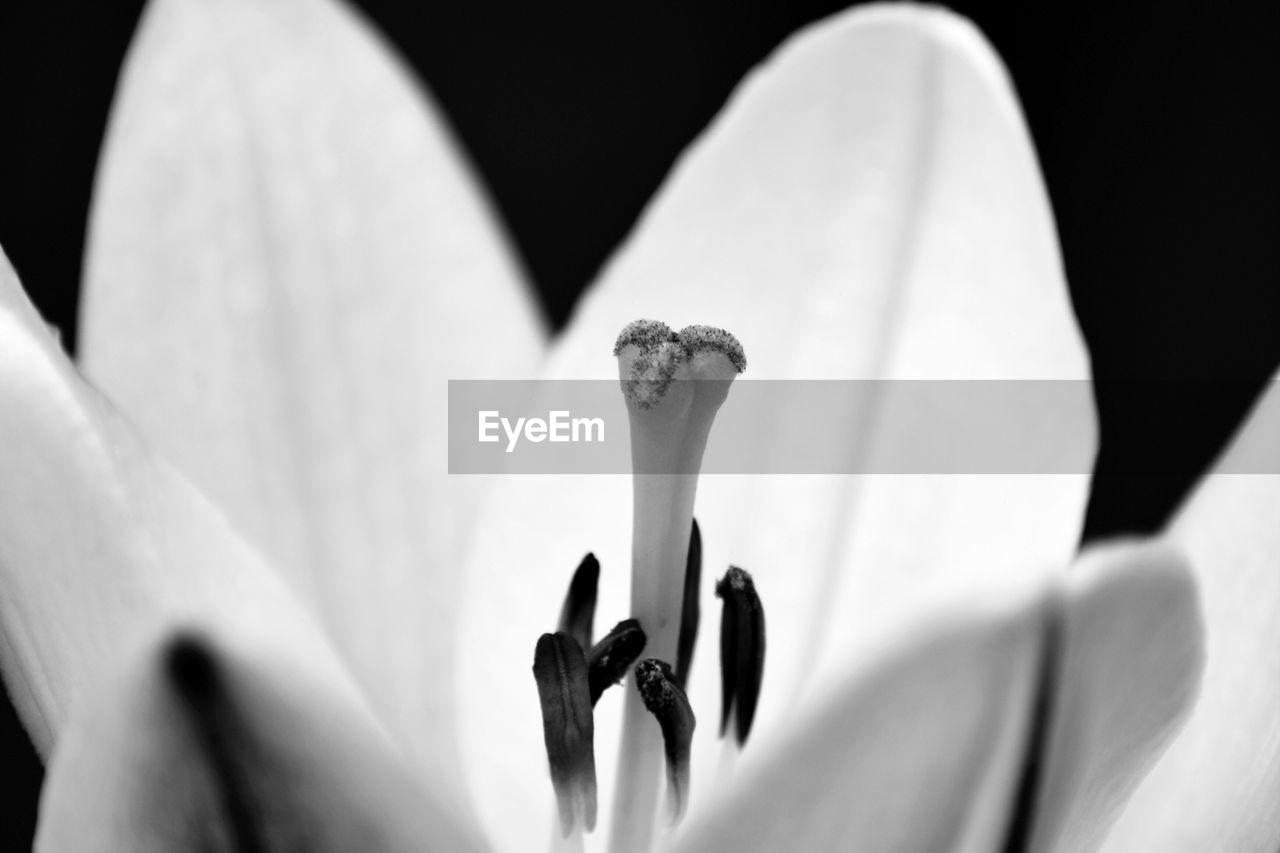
(667, 581), (1047, 853)
(37, 631), (485, 853)
(1101, 378), (1280, 852)
(79, 0), (545, 781)
(0, 249), (371, 756)
(1028, 541), (1204, 852)
(455, 6), (1093, 849)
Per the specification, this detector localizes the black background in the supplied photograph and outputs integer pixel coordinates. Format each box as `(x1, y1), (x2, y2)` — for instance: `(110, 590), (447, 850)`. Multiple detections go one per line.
(0, 1), (1276, 846)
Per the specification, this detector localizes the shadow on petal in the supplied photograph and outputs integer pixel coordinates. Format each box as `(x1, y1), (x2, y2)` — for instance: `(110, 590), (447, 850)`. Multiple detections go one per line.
(36, 630), (488, 852)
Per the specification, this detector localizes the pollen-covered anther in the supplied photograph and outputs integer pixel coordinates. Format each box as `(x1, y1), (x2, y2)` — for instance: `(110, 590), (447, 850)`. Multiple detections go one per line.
(717, 566), (766, 747)
(586, 619), (647, 706)
(634, 658), (696, 825)
(532, 632), (598, 837)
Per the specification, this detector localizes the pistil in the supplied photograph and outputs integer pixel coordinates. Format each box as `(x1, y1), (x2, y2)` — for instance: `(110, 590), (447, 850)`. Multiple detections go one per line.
(610, 320), (744, 853)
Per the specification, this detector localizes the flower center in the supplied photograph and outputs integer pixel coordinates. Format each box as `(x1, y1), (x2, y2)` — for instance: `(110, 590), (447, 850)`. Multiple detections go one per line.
(531, 320), (766, 853)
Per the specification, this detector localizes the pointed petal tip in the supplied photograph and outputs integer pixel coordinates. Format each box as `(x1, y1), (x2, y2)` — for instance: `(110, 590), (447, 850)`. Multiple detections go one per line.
(798, 3), (1005, 70)
(773, 3), (1023, 138)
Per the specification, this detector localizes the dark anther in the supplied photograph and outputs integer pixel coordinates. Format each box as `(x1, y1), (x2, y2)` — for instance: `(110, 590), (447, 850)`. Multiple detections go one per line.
(634, 658), (696, 824)
(558, 553), (600, 651)
(674, 519), (701, 689)
(585, 619), (647, 706)
(164, 633), (267, 853)
(716, 566), (765, 746)
(532, 632), (598, 836)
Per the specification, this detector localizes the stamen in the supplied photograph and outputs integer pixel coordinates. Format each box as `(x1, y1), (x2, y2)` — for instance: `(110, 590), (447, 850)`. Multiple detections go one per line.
(674, 519), (702, 689)
(586, 619), (647, 706)
(611, 320), (744, 853)
(558, 553), (600, 651)
(532, 632), (598, 836)
(633, 659), (696, 825)
(716, 566), (766, 746)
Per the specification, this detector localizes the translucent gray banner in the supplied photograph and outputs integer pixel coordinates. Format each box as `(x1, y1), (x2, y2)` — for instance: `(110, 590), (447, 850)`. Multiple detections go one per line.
(447, 380), (1276, 474)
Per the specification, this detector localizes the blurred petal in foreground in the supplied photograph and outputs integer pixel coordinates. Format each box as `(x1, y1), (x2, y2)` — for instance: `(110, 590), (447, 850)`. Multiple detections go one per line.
(1103, 377), (1280, 852)
(673, 540), (1201, 853)
(671, 580), (1047, 853)
(1028, 542), (1202, 852)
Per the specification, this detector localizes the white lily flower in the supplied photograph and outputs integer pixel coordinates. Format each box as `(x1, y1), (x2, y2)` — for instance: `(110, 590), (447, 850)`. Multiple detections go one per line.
(0, 0), (1263, 850)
